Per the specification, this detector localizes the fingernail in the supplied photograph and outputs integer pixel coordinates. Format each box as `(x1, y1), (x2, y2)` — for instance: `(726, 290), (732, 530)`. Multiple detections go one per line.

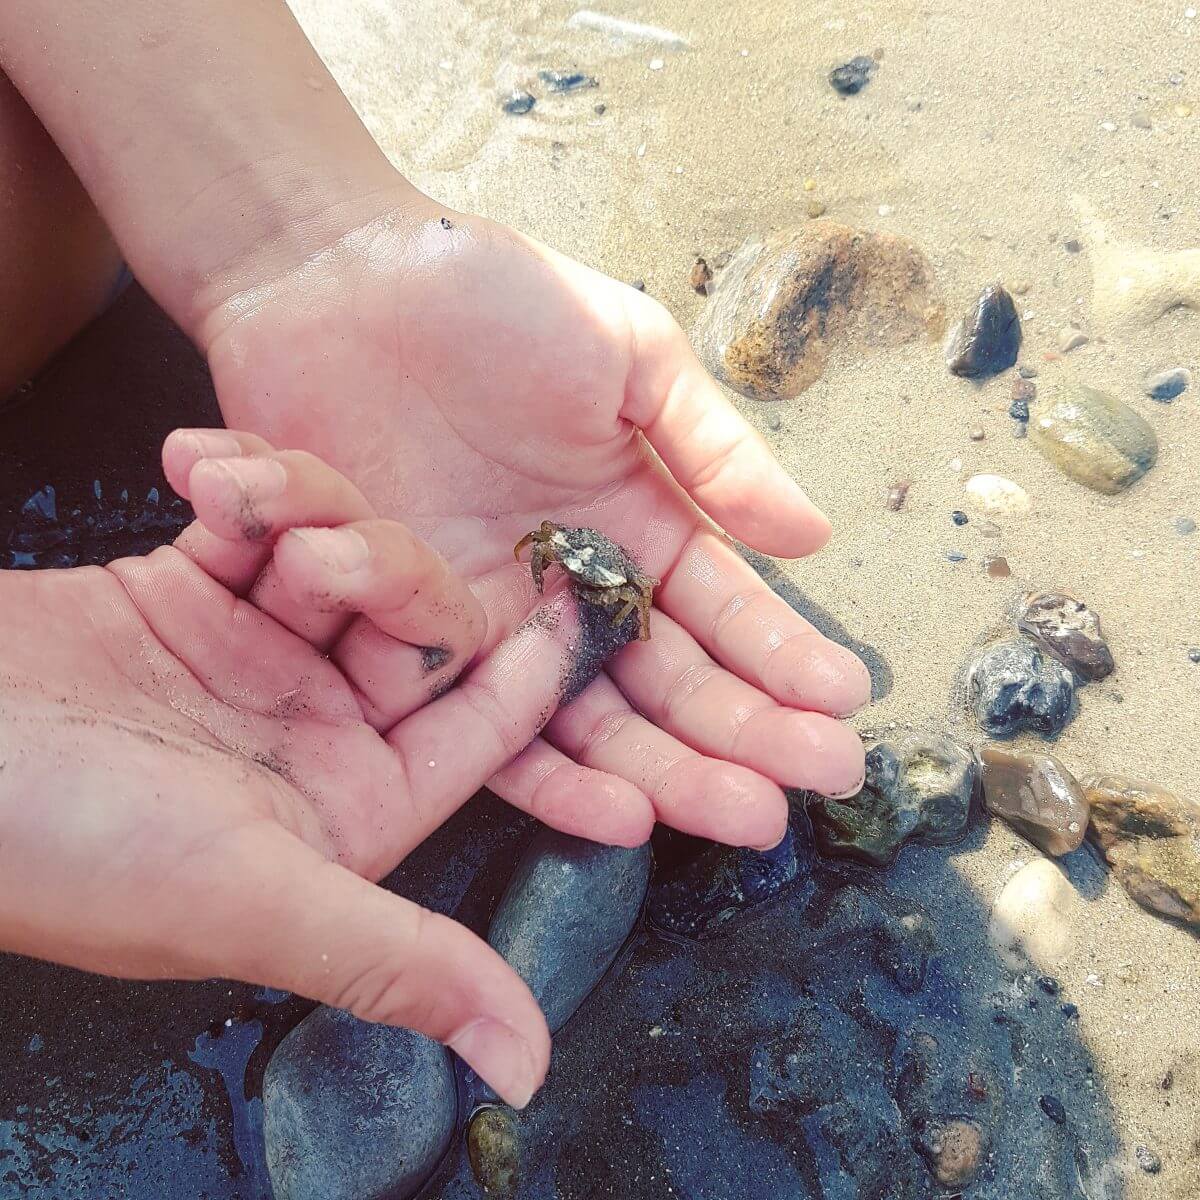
(183, 430), (243, 459)
(449, 1018), (539, 1109)
(291, 527), (370, 573)
(217, 457), (288, 502)
(827, 770), (867, 800)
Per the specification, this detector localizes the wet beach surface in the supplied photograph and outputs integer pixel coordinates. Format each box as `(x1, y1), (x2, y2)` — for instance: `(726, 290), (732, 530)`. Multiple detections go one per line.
(4, 1), (1200, 1196)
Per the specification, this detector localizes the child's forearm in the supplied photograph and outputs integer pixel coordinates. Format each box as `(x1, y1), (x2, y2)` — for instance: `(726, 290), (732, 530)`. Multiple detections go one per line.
(0, 1), (415, 339)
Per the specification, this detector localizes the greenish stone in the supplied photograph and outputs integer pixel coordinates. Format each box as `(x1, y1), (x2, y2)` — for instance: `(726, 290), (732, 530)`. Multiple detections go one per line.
(1028, 383), (1157, 493)
(808, 732), (978, 867)
(468, 1106), (520, 1198)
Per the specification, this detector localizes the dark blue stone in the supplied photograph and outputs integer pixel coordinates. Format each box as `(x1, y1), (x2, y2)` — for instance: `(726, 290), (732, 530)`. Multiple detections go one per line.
(263, 1009), (456, 1200)
(969, 637), (1074, 738)
(829, 56), (876, 95)
(648, 821), (808, 939)
(537, 69), (598, 93)
(488, 829), (650, 1033)
(502, 90), (535, 115)
(952, 510), (969, 526)
(1039, 1095), (1067, 1124)
(1009, 396), (1030, 421)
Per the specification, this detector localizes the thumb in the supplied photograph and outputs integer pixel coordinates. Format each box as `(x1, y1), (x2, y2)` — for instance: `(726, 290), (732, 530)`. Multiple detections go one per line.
(207, 827), (550, 1109)
(620, 289), (832, 558)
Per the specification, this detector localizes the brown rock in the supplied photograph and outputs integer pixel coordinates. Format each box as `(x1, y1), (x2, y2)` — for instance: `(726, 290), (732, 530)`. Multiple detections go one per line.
(915, 1118), (987, 1188)
(1083, 774), (1200, 929)
(689, 257), (713, 294)
(693, 223), (944, 400)
(886, 479), (911, 511)
(1018, 590), (1114, 681)
(981, 745), (1089, 856)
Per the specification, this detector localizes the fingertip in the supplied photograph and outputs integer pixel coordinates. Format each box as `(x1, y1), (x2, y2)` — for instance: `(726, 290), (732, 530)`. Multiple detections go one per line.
(672, 760), (789, 848)
(796, 718), (867, 799)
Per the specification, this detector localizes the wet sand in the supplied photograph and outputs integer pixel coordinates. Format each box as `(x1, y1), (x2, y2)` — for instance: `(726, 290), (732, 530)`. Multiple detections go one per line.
(1, 2), (1197, 1196)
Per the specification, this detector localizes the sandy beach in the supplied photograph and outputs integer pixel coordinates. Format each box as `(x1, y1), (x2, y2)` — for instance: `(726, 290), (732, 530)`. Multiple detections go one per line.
(1, 2), (1196, 1196)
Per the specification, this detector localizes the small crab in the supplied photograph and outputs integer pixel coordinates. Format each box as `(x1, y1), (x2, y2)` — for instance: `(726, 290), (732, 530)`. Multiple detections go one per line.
(514, 520), (659, 641)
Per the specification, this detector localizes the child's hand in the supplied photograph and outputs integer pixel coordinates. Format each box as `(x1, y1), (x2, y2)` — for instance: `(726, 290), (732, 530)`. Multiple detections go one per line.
(0, 428), (650, 1108)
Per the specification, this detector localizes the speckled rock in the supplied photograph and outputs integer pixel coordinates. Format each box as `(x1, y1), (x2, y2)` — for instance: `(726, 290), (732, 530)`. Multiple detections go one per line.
(1083, 774), (1200, 929)
(915, 1117), (988, 1188)
(488, 829), (651, 1032)
(829, 55), (876, 95)
(264, 1009), (456, 1200)
(692, 223), (944, 400)
(648, 821), (807, 939)
(968, 638), (1074, 738)
(944, 284), (1021, 377)
(807, 732), (978, 867)
(1018, 590), (1114, 681)
(1028, 383), (1157, 494)
(467, 1106), (520, 1198)
(989, 858), (1082, 971)
(981, 745), (1089, 856)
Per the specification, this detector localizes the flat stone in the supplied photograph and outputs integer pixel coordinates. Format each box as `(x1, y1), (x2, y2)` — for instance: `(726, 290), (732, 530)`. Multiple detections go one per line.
(264, 1008), (456, 1200)
(1028, 382), (1157, 494)
(501, 90), (536, 115)
(989, 858), (1082, 971)
(1018, 590), (1114, 681)
(488, 829), (650, 1032)
(981, 745), (1089, 856)
(808, 732), (978, 867)
(944, 284), (1022, 378)
(963, 473), (1032, 518)
(1057, 328), (1089, 353)
(968, 637), (1074, 738)
(1083, 774), (1200, 929)
(1145, 366), (1191, 401)
(692, 223), (943, 401)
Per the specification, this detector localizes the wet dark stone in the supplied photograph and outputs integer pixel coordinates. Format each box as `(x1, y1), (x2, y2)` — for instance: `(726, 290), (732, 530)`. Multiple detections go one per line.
(1039, 1095), (1067, 1124)
(1037, 976), (1060, 996)
(945, 284), (1021, 378)
(968, 637), (1074, 738)
(829, 55), (876, 94)
(981, 745), (1089, 856)
(263, 1010), (456, 1200)
(1018, 590), (1114, 681)
(952, 509), (968, 526)
(1061, 1003), (1079, 1019)
(538, 69), (598, 93)
(1190, 648), (1200, 664)
(648, 820), (808, 939)
(502, 90), (536, 115)
(807, 732), (978, 867)
(1145, 366), (1190, 401)
(488, 829), (651, 1032)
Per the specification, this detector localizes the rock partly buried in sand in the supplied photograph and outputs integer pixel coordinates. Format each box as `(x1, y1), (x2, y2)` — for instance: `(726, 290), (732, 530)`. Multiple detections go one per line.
(944, 284), (1021, 378)
(1018, 590), (1114, 681)
(488, 828), (650, 1032)
(467, 1106), (520, 1199)
(692, 223), (943, 401)
(989, 858), (1082, 972)
(1145, 366), (1191, 402)
(264, 1009), (456, 1200)
(981, 745), (1089, 857)
(914, 1117), (988, 1189)
(968, 637), (1074, 739)
(648, 819), (807, 938)
(1083, 774), (1200, 929)
(1074, 195), (1200, 331)
(1028, 382), (1157, 494)
(962, 473), (1031, 518)
(807, 732), (977, 867)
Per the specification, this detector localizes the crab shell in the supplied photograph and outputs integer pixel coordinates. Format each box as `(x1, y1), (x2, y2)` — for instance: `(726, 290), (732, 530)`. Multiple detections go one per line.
(546, 528), (629, 589)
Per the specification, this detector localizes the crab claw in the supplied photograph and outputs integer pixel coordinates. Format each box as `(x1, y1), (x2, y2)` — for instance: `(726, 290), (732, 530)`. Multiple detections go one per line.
(513, 531), (535, 562)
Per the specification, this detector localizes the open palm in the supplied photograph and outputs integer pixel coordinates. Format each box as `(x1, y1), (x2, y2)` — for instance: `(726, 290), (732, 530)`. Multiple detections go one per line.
(206, 199), (870, 845)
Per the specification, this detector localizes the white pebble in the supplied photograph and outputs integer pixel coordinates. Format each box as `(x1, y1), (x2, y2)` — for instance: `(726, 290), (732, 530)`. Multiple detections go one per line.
(636, 143), (646, 157)
(989, 859), (1081, 972)
(649, 57), (664, 70)
(878, 204), (894, 216)
(963, 473), (1032, 517)
(1100, 120), (1118, 132)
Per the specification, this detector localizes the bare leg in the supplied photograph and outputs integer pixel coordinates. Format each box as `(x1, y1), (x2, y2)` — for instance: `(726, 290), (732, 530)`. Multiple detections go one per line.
(0, 71), (124, 399)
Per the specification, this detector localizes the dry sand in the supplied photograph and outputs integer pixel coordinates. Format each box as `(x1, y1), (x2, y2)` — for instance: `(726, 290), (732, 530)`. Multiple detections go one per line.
(307, 0), (1198, 1190)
